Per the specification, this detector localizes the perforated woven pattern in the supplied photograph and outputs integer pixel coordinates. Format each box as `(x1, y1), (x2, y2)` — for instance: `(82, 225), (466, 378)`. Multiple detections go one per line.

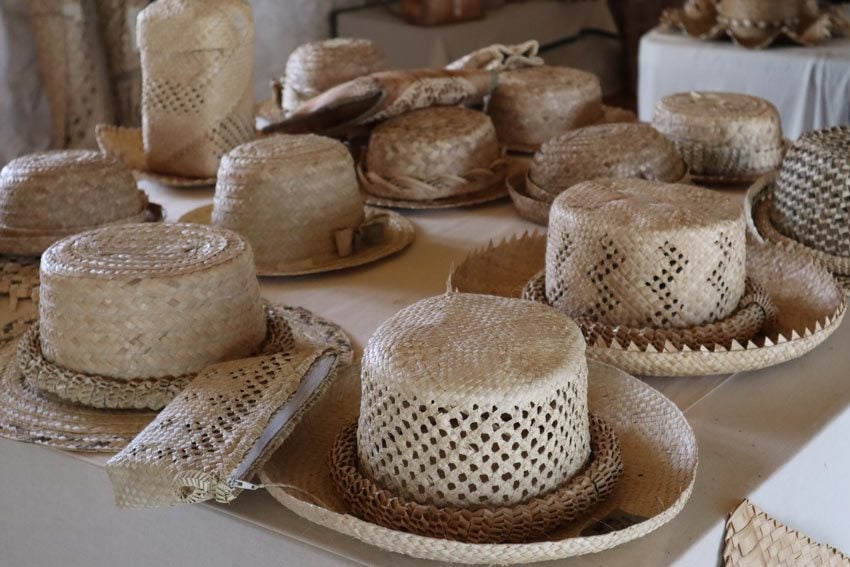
(138, 0), (255, 178)
(358, 294), (590, 508)
(545, 179), (746, 329)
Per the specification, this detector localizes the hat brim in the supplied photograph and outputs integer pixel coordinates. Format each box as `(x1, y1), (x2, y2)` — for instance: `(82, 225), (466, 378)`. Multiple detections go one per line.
(0, 304), (352, 452)
(259, 360), (697, 563)
(178, 206), (414, 276)
(448, 232), (846, 377)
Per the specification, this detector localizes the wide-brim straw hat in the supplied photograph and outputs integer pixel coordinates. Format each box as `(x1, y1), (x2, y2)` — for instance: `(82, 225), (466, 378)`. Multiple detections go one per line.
(179, 204), (413, 276)
(259, 359), (697, 563)
(448, 232), (845, 376)
(0, 303), (352, 452)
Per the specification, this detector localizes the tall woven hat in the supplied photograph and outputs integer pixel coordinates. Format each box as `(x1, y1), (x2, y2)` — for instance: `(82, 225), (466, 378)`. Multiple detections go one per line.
(653, 92), (785, 184)
(450, 179), (845, 377)
(260, 293), (698, 563)
(509, 123), (688, 225)
(486, 65), (636, 153)
(748, 126), (850, 291)
(179, 135), (413, 276)
(0, 223), (352, 452)
(358, 106), (509, 209)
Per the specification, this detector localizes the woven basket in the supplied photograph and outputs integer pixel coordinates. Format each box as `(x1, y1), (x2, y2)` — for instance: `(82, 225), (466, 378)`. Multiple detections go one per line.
(138, 0), (255, 178)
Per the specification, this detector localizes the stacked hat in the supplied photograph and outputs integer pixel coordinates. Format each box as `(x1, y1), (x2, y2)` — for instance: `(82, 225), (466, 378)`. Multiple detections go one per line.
(653, 92), (784, 183)
(180, 134), (413, 275)
(259, 293), (699, 562)
(358, 106), (509, 209)
(748, 126), (850, 290)
(509, 123), (688, 225)
(0, 222), (351, 451)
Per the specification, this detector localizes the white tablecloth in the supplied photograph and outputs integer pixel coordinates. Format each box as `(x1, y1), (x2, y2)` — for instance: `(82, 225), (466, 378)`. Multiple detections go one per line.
(638, 29), (850, 139)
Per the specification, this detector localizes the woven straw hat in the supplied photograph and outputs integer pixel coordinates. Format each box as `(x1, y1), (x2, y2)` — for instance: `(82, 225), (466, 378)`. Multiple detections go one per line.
(358, 107), (509, 208)
(179, 135), (413, 275)
(260, 295), (698, 562)
(0, 223), (353, 452)
(486, 66), (637, 153)
(450, 180), (845, 377)
(653, 92), (785, 184)
(748, 126), (850, 291)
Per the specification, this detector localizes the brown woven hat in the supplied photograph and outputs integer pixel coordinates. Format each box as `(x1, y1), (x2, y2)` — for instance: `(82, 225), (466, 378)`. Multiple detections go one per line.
(179, 135), (414, 275)
(450, 179), (846, 377)
(260, 295), (697, 562)
(358, 107), (509, 207)
(0, 223), (353, 452)
(747, 126), (850, 291)
(653, 92), (785, 184)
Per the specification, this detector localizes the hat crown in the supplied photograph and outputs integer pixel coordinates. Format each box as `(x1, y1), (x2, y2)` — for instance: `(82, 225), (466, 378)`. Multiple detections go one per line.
(718, 0), (802, 23)
(358, 293), (590, 508)
(138, 0), (253, 52)
(284, 38), (386, 103)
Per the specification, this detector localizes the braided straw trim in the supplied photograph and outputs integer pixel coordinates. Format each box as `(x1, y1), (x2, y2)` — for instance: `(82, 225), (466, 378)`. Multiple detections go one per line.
(330, 416), (622, 544)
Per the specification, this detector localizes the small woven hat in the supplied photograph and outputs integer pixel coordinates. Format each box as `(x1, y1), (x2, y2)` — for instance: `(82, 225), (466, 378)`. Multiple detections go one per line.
(260, 294), (698, 563)
(509, 123), (688, 225)
(748, 126), (850, 291)
(653, 92), (785, 184)
(450, 179), (846, 377)
(358, 106), (509, 208)
(486, 65), (637, 153)
(180, 135), (413, 276)
(0, 223), (352, 452)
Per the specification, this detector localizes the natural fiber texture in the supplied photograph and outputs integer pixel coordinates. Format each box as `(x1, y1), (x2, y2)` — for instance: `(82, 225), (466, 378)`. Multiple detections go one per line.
(724, 499), (850, 567)
(546, 179), (746, 328)
(106, 345), (342, 508)
(361, 181), (508, 210)
(138, 0), (255, 178)
(653, 92), (784, 182)
(29, 0), (115, 148)
(0, 151), (153, 256)
(445, 40), (544, 72)
(507, 172), (550, 226)
(529, 123), (687, 196)
(0, 303), (353, 452)
(0, 256), (41, 309)
(448, 232), (846, 376)
(283, 38), (386, 116)
(260, 359), (697, 563)
(331, 415), (622, 544)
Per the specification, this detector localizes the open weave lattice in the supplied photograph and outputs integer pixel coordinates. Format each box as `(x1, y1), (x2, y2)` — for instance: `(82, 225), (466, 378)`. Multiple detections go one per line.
(653, 92), (784, 181)
(546, 179), (746, 329)
(358, 294), (593, 509)
(0, 151), (150, 256)
(138, 0), (255, 178)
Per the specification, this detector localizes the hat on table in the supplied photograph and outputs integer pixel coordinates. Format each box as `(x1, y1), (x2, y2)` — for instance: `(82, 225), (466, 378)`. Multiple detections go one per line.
(259, 293), (698, 562)
(180, 134), (413, 276)
(486, 65), (636, 153)
(450, 179), (846, 377)
(652, 92), (785, 184)
(358, 106), (509, 209)
(508, 123), (688, 225)
(748, 126), (850, 291)
(0, 223), (352, 452)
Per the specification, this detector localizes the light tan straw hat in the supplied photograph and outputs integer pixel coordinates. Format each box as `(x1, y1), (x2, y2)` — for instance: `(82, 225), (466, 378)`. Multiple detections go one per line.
(358, 106), (509, 208)
(450, 179), (845, 377)
(653, 92), (785, 184)
(748, 126), (850, 291)
(260, 293), (697, 563)
(509, 123), (688, 225)
(0, 223), (352, 452)
(180, 135), (413, 275)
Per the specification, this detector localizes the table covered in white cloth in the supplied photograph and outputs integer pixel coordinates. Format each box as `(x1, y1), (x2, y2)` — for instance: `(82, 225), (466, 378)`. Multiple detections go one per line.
(638, 29), (850, 139)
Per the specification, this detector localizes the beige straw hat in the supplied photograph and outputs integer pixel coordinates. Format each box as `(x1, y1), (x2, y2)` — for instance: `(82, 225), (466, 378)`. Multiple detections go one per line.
(260, 293), (697, 563)
(653, 92), (785, 184)
(179, 135), (413, 275)
(358, 107), (509, 208)
(450, 179), (845, 377)
(486, 65), (637, 153)
(0, 223), (352, 452)
(747, 126), (850, 291)
(509, 123), (688, 225)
